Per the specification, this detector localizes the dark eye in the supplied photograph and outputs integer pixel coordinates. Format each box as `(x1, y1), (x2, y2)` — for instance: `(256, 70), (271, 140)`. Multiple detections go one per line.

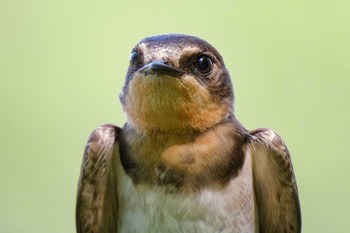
(129, 51), (139, 66)
(194, 55), (213, 73)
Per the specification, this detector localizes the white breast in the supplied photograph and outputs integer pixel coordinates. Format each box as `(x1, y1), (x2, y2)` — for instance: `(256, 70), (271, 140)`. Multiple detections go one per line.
(116, 154), (257, 233)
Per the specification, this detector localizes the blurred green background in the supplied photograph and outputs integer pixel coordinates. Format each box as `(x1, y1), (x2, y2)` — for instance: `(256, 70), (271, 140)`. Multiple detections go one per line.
(1, 0), (349, 232)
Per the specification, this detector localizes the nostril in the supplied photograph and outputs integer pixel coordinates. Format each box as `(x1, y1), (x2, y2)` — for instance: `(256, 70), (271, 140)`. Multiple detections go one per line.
(163, 60), (178, 69)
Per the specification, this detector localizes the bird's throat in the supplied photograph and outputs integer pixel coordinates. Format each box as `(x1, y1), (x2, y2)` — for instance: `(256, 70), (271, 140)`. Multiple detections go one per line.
(122, 74), (232, 134)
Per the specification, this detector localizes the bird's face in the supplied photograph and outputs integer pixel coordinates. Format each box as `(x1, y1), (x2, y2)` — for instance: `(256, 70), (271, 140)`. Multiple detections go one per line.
(120, 34), (234, 133)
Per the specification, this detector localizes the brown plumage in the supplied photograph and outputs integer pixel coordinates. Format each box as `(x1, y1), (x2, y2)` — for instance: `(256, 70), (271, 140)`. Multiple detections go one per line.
(76, 34), (301, 233)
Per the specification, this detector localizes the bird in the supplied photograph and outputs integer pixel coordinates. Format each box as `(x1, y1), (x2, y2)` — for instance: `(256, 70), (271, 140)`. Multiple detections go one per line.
(76, 34), (301, 233)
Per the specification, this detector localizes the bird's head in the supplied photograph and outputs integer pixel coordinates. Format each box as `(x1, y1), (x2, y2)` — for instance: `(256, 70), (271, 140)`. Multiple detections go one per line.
(120, 34), (234, 134)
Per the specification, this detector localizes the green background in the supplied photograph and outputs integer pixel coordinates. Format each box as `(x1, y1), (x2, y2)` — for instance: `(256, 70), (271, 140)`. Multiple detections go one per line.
(1, 0), (349, 232)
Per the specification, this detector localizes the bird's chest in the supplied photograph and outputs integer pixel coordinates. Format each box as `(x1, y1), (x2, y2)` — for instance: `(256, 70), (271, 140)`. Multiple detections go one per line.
(116, 154), (257, 233)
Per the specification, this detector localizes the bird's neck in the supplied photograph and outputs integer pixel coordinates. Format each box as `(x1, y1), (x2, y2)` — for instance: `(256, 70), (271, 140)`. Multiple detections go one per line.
(118, 117), (247, 193)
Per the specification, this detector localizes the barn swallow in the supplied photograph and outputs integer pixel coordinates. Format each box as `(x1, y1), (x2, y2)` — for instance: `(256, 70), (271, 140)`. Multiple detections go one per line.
(76, 34), (301, 233)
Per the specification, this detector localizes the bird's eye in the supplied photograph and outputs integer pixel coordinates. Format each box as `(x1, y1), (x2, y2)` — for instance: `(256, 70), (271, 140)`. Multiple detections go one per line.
(129, 51), (139, 66)
(194, 55), (213, 73)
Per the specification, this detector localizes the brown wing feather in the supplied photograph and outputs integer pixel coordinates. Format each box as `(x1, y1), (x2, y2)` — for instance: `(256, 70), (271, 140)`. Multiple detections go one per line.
(246, 128), (301, 233)
(76, 124), (121, 233)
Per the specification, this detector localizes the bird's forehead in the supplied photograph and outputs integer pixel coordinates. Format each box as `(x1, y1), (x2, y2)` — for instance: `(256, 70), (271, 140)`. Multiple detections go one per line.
(138, 42), (200, 65)
(133, 34), (223, 66)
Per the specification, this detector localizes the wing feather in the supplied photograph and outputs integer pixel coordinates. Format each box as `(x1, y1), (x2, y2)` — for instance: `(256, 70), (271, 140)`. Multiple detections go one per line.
(76, 124), (121, 233)
(247, 128), (301, 233)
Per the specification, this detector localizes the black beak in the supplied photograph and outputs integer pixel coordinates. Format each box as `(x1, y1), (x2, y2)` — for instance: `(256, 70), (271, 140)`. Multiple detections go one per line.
(141, 62), (182, 77)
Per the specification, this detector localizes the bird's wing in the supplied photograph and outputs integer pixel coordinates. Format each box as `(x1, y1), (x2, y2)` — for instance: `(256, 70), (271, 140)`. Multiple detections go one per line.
(246, 128), (301, 233)
(76, 124), (121, 233)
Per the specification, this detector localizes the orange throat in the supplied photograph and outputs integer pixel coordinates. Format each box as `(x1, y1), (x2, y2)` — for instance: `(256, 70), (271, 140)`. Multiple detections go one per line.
(122, 73), (232, 134)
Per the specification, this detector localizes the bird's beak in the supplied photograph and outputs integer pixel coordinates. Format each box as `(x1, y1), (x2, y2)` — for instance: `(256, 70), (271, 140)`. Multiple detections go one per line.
(140, 62), (182, 77)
